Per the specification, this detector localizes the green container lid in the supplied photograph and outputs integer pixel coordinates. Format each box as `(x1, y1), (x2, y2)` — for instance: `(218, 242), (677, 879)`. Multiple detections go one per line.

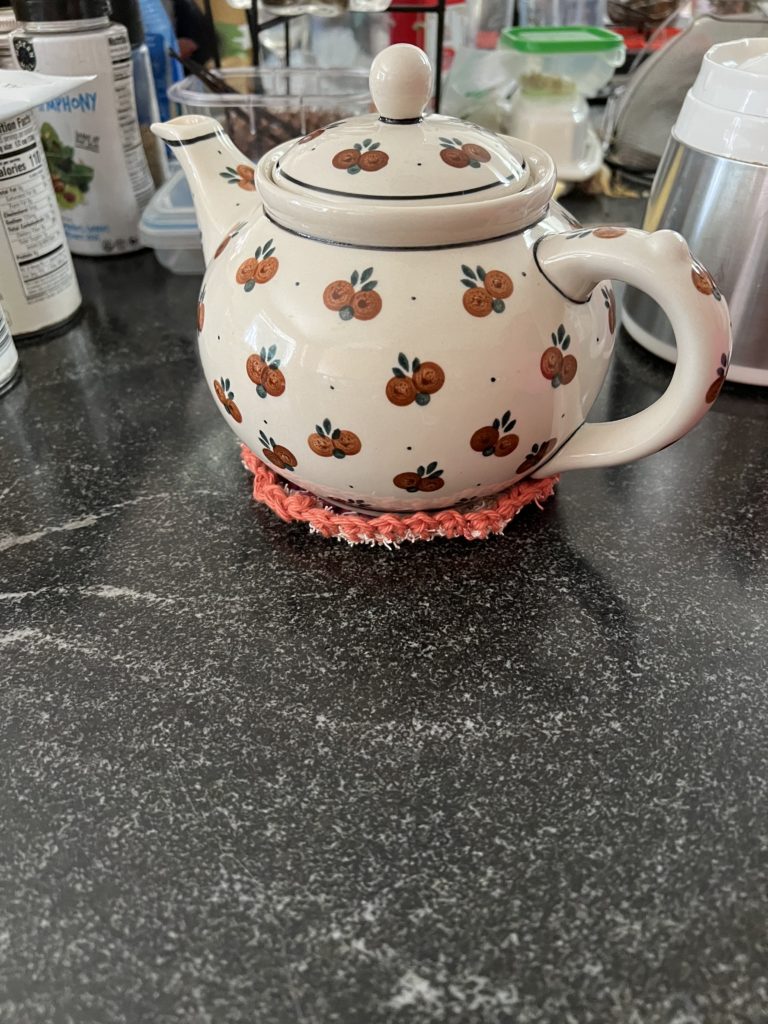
(500, 26), (624, 54)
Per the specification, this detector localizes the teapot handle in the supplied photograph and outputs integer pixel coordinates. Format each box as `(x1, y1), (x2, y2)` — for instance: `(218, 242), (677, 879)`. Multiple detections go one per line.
(531, 227), (731, 477)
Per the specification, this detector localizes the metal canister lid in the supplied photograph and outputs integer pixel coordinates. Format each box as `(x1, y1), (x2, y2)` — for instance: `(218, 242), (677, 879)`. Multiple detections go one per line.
(11, 0), (111, 22)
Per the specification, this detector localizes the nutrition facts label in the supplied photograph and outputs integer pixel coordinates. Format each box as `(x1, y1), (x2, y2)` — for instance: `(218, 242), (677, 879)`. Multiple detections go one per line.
(109, 33), (154, 210)
(0, 113), (74, 303)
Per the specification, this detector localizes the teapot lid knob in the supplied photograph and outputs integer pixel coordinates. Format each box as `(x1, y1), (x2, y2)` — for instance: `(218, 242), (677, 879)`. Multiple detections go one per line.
(370, 44), (433, 122)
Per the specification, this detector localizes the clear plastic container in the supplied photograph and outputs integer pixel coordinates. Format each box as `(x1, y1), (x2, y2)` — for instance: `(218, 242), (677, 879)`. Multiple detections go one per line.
(499, 26), (625, 96)
(168, 65), (371, 163)
(139, 170), (204, 275)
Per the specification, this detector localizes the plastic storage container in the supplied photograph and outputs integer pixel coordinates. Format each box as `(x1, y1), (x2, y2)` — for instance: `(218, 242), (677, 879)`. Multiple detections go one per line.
(168, 66), (370, 164)
(499, 26), (625, 97)
(139, 170), (204, 275)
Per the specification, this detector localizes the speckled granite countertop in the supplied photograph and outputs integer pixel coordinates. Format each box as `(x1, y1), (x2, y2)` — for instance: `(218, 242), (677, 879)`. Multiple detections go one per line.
(1, 196), (768, 1024)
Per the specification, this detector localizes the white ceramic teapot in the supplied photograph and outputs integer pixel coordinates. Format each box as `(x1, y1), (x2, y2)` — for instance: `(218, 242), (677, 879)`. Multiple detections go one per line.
(152, 45), (731, 513)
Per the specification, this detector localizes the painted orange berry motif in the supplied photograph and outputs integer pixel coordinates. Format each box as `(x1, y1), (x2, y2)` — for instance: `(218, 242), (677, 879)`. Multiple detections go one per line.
(461, 264), (511, 317)
(214, 220), (246, 260)
(439, 136), (491, 168)
(470, 410), (519, 458)
(386, 353), (445, 407)
(245, 344), (285, 400)
(516, 438), (557, 475)
(332, 138), (389, 174)
(213, 376), (242, 423)
(540, 324), (577, 388)
(706, 352), (729, 404)
(219, 163), (256, 192)
(259, 429), (297, 472)
(308, 418), (361, 459)
(197, 285), (205, 332)
(593, 226), (626, 239)
(324, 267), (381, 322)
(236, 239), (278, 292)
(691, 257), (722, 301)
(394, 461), (444, 493)
(602, 286), (616, 334)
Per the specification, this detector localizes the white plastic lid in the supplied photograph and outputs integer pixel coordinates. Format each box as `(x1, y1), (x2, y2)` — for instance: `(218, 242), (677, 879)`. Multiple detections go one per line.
(139, 170), (201, 250)
(675, 38), (768, 163)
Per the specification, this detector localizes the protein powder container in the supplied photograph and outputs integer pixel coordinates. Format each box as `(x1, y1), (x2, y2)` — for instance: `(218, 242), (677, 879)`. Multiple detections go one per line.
(11, 0), (156, 256)
(0, 301), (21, 395)
(0, 68), (83, 338)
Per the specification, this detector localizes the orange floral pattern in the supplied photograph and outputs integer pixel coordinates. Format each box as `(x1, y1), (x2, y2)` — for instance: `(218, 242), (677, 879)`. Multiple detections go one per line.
(706, 352), (729, 404)
(439, 136), (491, 169)
(214, 220), (246, 260)
(386, 353), (445, 407)
(540, 324), (577, 388)
(332, 138), (389, 174)
(213, 376), (242, 423)
(470, 410), (519, 458)
(516, 438), (557, 475)
(394, 461), (445, 493)
(460, 264), (512, 317)
(324, 267), (381, 321)
(219, 164), (256, 191)
(259, 429), (296, 472)
(308, 418), (361, 459)
(691, 257), (722, 301)
(236, 239), (278, 292)
(197, 285), (205, 332)
(246, 344), (285, 400)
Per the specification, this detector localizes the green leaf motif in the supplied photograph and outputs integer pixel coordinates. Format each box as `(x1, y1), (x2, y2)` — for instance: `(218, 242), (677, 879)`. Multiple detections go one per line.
(348, 165), (361, 175)
(351, 270), (359, 287)
(562, 335), (571, 351)
(426, 461), (437, 475)
(255, 246), (262, 260)
(354, 143), (362, 151)
(492, 418), (500, 430)
(361, 267), (373, 283)
(332, 428), (341, 440)
(316, 423), (325, 437)
(502, 410), (510, 427)
(476, 266), (486, 281)
(392, 367), (405, 378)
(270, 437), (276, 449)
(461, 264), (476, 280)
(363, 138), (372, 147)
(271, 360), (280, 369)
(417, 466), (425, 477)
(412, 357), (421, 372)
(362, 281), (377, 292)
(453, 138), (462, 146)
(323, 418), (332, 434)
(398, 352), (409, 371)
(263, 239), (273, 252)
(369, 142), (380, 151)
(268, 344), (276, 360)
(461, 278), (475, 289)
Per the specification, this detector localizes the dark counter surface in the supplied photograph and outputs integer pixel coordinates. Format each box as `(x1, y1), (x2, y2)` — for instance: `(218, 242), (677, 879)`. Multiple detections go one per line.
(1, 197), (768, 1024)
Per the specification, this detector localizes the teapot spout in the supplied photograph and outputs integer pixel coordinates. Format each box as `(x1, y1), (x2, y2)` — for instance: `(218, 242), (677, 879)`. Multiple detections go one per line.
(151, 115), (257, 263)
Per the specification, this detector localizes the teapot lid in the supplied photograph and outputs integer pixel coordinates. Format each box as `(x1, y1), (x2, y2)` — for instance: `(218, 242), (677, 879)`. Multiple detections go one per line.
(257, 45), (557, 248)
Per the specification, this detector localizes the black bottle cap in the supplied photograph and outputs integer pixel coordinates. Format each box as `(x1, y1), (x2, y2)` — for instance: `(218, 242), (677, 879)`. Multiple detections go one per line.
(12, 0), (111, 21)
(108, 0), (142, 44)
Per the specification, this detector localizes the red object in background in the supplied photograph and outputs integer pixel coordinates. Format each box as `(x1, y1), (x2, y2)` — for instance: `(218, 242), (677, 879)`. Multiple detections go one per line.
(389, 0), (470, 72)
(613, 25), (682, 52)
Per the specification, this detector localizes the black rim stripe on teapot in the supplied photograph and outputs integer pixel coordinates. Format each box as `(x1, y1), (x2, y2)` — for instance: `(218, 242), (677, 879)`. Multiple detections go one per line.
(275, 167), (521, 202)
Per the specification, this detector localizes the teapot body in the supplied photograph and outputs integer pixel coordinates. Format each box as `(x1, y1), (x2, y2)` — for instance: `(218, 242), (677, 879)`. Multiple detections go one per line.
(197, 203), (617, 512)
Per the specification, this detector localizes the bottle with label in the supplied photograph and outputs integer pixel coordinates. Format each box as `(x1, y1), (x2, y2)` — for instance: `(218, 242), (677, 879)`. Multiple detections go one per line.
(138, 0), (181, 123)
(11, 0), (156, 257)
(0, 7), (16, 67)
(0, 104), (82, 337)
(0, 301), (21, 395)
(109, 0), (168, 186)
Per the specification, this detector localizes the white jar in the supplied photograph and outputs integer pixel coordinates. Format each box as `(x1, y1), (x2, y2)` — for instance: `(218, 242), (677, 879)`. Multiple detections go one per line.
(11, 0), (155, 256)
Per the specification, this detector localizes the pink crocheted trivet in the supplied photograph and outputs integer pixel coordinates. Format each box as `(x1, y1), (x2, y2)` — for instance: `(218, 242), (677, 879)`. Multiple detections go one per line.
(241, 445), (558, 545)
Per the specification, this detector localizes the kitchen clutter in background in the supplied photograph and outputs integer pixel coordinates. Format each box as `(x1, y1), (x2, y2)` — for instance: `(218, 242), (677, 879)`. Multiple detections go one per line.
(500, 26), (624, 181)
(624, 36), (768, 385)
(10, 0), (156, 257)
(0, 71), (88, 339)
